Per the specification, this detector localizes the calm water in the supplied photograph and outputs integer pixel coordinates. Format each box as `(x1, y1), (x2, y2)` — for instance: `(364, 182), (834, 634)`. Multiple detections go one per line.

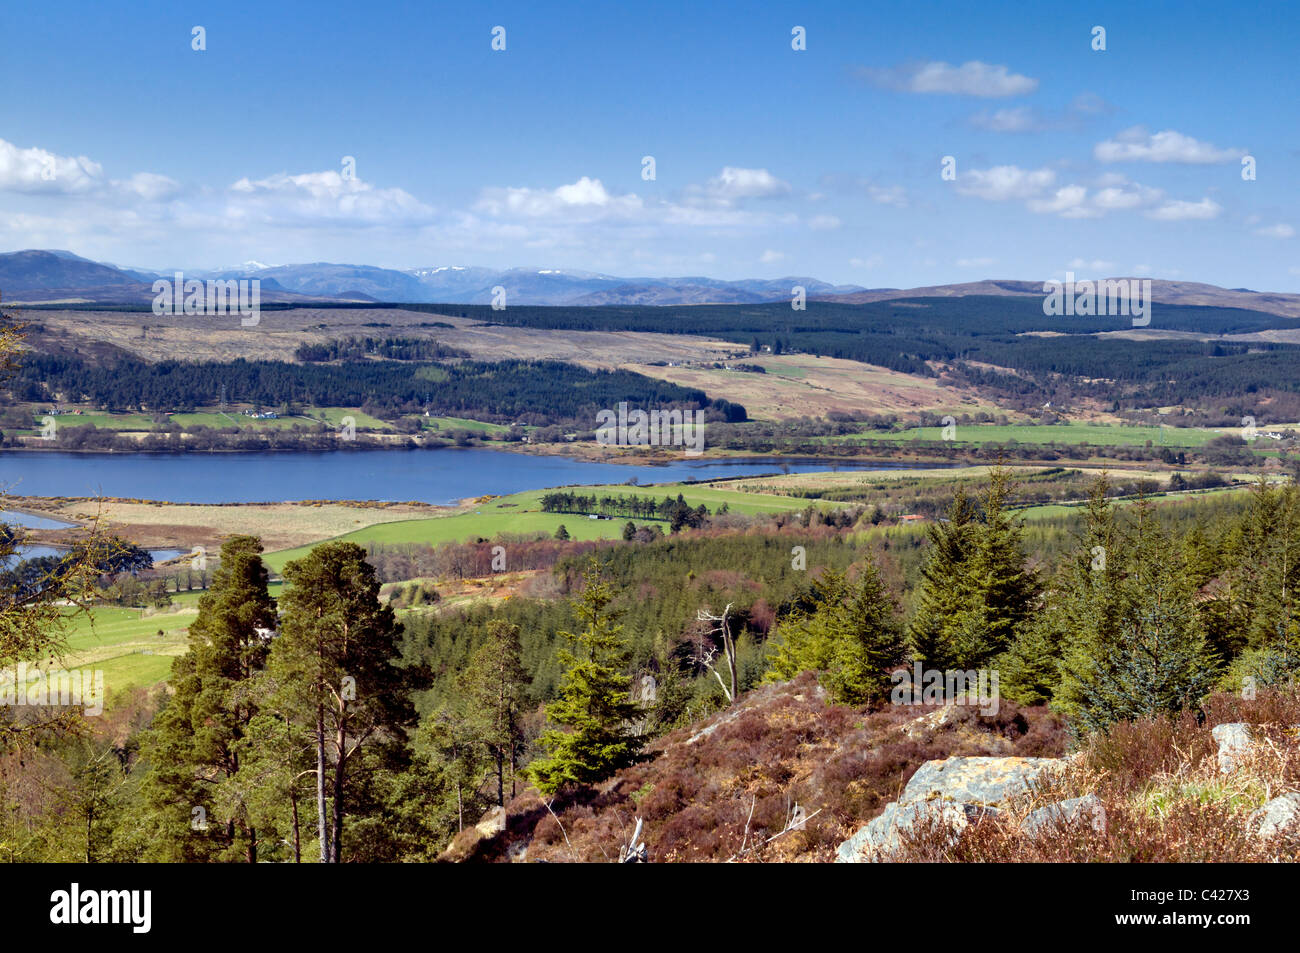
(0, 509), (76, 529)
(5, 546), (185, 566)
(0, 448), (921, 505)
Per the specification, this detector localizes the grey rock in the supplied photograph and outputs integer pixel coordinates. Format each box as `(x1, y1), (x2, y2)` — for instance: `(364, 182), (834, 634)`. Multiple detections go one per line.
(900, 756), (1065, 806)
(1021, 794), (1107, 835)
(835, 798), (997, 863)
(1248, 792), (1300, 840)
(1211, 722), (1254, 773)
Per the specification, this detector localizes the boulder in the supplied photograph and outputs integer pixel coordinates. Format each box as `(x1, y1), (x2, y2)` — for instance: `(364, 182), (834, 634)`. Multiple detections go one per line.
(835, 798), (996, 863)
(1211, 723), (1253, 774)
(836, 756), (1064, 863)
(1021, 794), (1107, 836)
(1248, 792), (1300, 840)
(900, 756), (1065, 806)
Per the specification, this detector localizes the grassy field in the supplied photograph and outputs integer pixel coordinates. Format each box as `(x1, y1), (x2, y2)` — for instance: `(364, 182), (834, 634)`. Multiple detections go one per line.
(22, 405), (398, 433)
(41, 604), (197, 693)
(420, 415), (512, 435)
(264, 481), (814, 571)
(839, 423), (1226, 447)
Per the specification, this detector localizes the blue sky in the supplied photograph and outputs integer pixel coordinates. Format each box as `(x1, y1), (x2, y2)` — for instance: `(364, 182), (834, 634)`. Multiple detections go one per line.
(1, 0), (1297, 288)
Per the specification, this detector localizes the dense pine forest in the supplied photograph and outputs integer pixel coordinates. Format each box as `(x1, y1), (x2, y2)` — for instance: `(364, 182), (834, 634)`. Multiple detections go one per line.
(383, 297), (1300, 416)
(10, 354), (746, 425)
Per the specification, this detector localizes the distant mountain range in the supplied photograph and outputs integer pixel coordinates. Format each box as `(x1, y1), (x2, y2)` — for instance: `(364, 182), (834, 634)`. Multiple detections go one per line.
(2, 249), (1299, 318)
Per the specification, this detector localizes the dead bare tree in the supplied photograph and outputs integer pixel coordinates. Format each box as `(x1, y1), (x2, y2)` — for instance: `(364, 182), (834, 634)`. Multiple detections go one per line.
(695, 603), (737, 705)
(727, 795), (821, 862)
(619, 816), (647, 863)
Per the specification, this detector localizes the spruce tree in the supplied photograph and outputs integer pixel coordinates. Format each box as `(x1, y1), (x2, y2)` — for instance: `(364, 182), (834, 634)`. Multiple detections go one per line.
(908, 470), (1036, 671)
(1057, 497), (1218, 734)
(825, 560), (908, 707)
(907, 488), (977, 670)
(528, 560), (641, 795)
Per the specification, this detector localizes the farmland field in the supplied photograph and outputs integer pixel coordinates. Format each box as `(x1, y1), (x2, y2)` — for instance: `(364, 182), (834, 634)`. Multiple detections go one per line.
(263, 481), (815, 571)
(839, 422), (1229, 447)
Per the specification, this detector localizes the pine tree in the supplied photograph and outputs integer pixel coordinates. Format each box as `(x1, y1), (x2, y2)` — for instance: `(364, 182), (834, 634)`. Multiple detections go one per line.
(139, 535), (275, 861)
(460, 619), (529, 806)
(528, 560), (642, 795)
(268, 542), (418, 863)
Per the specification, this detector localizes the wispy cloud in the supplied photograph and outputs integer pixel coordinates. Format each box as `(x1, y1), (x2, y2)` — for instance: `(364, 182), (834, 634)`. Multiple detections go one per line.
(1145, 197), (1223, 221)
(956, 165), (1056, 201)
(858, 60), (1038, 97)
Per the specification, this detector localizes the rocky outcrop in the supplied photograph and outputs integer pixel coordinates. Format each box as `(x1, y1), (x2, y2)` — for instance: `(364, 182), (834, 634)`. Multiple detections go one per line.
(836, 800), (992, 862)
(900, 756), (1063, 806)
(836, 756), (1065, 862)
(1021, 794), (1107, 836)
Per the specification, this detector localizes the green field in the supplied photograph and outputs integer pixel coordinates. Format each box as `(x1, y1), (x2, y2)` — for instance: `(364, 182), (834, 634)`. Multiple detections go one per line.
(37, 604), (197, 694)
(837, 423), (1226, 448)
(264, 481), (814, 572)
(25, 405), (397, 433)
(420, 415), (513, 435)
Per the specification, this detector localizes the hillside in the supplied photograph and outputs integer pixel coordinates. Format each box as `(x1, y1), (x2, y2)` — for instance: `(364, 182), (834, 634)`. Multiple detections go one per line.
(442, 674), (1300, 864)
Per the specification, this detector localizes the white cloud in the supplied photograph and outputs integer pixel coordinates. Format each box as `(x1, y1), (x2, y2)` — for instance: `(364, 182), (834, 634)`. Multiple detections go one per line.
(0, 138), (103, 194)
(867, 184), (908, 207)
(807, 214), (841, 230)
(685, 166), (791, 207)
(474, 176), (639, 219)
(1028, 185), (1091, 216)
(956, 165), (1055, 201)
(861, 60), (1038, 97)
(760, 249), (785, 264)
(1145, 197), (1223, 221)
(956, 257), (995, 268)
(1095, 127), (1244, 164)
(120, 172), (182, 202)
(969, 106), (1041, 133)
(849, 255), (883, 269)
(1092, 181), (1163, 210)
(1255, 223), (1295, 239)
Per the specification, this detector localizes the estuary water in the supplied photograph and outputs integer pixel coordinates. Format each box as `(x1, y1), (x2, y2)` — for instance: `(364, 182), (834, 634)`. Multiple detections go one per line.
(0, 448), (923, 505)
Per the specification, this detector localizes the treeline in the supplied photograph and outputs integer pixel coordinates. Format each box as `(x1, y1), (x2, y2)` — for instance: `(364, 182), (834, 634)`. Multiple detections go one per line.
(10, 355), (745, 425)
(540, 490), (712, 528)
(294, 336), (468, 362)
